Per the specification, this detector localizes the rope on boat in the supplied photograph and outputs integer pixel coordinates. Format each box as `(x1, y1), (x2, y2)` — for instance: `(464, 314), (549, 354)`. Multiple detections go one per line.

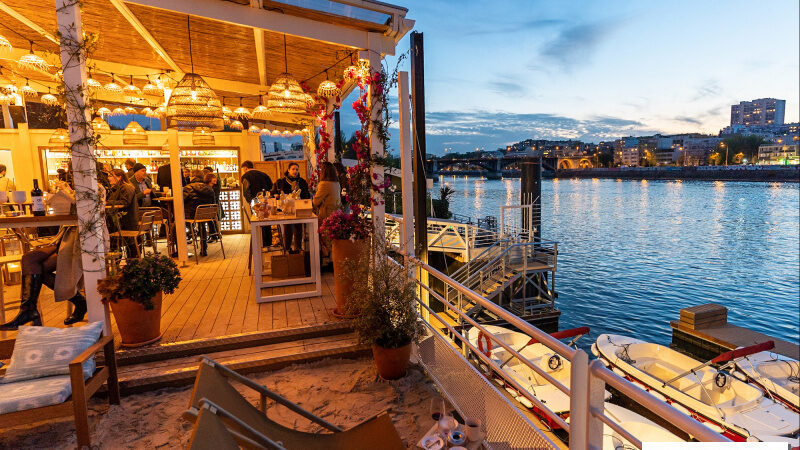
(606, 336), (636, 364)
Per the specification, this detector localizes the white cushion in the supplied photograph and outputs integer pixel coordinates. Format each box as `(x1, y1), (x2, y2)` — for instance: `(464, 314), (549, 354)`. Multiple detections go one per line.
(1, 321), (104, 384)
(0, 375), (72, 414)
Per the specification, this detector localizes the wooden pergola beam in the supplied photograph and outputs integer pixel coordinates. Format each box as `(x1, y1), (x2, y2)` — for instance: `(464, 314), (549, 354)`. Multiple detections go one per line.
(122, 0), (400, 55)
(107, 0), (184, 75)
(0, 1), (59, 45)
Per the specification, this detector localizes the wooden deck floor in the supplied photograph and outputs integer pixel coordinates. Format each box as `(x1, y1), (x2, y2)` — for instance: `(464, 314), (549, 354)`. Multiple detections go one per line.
(0, 233), (341, 347)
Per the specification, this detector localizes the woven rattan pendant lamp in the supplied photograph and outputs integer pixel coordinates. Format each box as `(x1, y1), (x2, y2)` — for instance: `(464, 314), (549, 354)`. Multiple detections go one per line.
(166, 16), (223, 131)
(123, 120), (148, 145)
(192, 126), (215, 145)
(267, 35), (306, 114)
(317, 70), (339, 99)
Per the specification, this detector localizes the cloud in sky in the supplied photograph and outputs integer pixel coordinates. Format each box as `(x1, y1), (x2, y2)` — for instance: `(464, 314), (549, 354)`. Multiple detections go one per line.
(534, 20), (620, 73)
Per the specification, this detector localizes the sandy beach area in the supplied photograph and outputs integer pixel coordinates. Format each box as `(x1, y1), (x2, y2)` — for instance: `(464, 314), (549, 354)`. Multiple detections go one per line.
(0, 357), (440, 449)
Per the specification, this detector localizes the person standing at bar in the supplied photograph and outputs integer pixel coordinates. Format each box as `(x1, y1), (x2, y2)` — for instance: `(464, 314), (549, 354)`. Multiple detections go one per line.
(183, 172), (216, 257)
(0, 164), (14, 193)
(124, 158), (137, 180)
(240, 160), (273, 247)
(272, 162), (310, 253)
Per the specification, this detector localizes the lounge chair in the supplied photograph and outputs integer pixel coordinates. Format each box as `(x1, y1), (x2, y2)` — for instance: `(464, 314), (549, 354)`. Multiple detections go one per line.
(0, 334), (120, 448)
(183, 357), (405, 450)
(188, 400), (286, 450)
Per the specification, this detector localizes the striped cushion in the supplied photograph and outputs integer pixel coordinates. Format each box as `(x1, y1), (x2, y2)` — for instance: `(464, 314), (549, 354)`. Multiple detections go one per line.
(0, 321), (103, 384)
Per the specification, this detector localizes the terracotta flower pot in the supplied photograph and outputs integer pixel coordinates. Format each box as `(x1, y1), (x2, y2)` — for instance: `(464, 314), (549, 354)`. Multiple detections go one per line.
(372, 343), (412, 380)
(110, 292), (163, 348)
(331, 238), (367, 318)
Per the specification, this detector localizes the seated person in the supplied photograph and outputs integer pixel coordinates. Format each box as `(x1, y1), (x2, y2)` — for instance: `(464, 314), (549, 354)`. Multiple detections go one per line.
(183, 173), (216, 256)
(131, 163), (159, 207)
(272, 162), (310, 253)
(106, 168), (139, 257)
(0, 178), (109, 330)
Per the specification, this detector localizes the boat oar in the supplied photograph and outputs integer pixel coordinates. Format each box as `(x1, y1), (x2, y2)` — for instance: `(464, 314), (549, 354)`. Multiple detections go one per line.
(662, 341), (774, 388)
(499, 326), (590, 369)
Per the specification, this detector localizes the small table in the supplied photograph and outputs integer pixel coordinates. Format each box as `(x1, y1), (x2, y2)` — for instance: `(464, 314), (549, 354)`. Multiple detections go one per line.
(0, 213), (78, 229)
(251, 214), (320, 303)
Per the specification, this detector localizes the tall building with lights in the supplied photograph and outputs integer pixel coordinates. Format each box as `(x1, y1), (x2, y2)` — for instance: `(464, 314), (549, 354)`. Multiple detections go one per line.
(730, 98), (785, 127)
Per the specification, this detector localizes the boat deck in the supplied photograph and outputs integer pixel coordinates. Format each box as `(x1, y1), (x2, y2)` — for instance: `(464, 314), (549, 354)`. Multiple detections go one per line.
(671, 321), (800, 360)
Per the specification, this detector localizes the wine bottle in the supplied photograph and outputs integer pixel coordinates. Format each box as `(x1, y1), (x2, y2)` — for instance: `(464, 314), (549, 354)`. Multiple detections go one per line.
(31, 179), (45, 216)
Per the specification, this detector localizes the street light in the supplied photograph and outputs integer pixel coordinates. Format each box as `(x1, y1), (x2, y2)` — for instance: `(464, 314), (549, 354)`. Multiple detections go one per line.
(721, 142), (728, 166)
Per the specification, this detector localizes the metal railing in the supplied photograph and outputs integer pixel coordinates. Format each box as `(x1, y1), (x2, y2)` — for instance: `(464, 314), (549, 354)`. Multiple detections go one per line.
(395, 252), (730, 449)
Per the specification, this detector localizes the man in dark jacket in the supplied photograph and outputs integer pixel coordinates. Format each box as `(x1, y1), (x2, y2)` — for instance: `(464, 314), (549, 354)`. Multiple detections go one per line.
(203, 166), (223, 243)
(240, 160), (273, 247)
(106, 169), (139, 257)
(131, 163), (159, 207)
(183, 173), (216, 256)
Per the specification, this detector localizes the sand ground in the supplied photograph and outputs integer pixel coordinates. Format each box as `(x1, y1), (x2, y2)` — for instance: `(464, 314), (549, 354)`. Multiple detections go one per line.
(0, 357), (440, 449)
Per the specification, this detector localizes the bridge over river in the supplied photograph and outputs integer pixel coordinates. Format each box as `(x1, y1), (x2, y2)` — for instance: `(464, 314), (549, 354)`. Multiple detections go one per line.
(427, 153), (596, 177)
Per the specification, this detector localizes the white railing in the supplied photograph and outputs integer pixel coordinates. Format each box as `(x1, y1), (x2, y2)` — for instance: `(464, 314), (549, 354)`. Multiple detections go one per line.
(396, 253), (730, 449)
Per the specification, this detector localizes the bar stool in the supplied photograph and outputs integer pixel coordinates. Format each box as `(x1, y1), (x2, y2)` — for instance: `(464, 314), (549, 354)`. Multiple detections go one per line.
(186, 204), (225, 264)
(139, 207), (170, 255)
(115, 212), (156, 258)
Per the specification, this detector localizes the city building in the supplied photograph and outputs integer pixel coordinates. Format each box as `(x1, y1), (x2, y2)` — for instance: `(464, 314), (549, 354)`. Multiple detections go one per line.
(637, 136), (658, 166)
(730, 98), (785, 127)
(758, 143), (799, 165)
(619, 137), (639, 166)
(682, 137), (721, 165)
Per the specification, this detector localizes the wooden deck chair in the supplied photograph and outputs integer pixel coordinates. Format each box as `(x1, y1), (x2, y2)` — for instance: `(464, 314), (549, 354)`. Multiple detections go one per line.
(183, 358), (405, 450)
(189, 400), (284, 450)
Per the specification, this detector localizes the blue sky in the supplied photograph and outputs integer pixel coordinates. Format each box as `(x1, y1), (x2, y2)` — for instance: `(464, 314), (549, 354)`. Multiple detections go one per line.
(339, 0), (799, 155)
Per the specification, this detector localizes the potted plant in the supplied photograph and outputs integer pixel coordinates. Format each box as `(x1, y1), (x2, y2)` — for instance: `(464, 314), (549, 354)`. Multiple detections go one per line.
(319, 210), (371, 317)
(97, 253), (181, 347)
(344, 242), (424, 380)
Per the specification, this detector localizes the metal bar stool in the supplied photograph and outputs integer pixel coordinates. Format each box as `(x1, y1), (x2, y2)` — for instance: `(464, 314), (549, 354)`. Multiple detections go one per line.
(186, 204), (226, 264)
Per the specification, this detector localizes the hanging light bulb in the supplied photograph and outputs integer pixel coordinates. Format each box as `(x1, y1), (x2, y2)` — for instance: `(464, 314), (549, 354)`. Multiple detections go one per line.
(17, 41), (49, 71)
(104, 73), (123, 93)
(20, 79), (37, 99)
(248, 124), (260, 134)
(96, 106), (111, 117)
(253, 105), (269, 119)
(41, 88), (59, 106)
(271, 129), (281, 136)
(260, 128), (270, 136)
(229, 120), (243, 131)
(123, 75), (141, 97)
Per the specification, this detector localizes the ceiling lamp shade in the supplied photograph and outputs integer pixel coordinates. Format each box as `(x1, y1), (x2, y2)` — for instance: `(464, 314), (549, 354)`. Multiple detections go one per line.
(124, 106), (138, 114)
(123, 76), (141, 97)
(140, 106), (152, 115)
(253, 104), (269, 119)
(271, 129), (280, 136)
(222, 115), (230, 125)
(142, 80), (162, 96)
(304, 93), (317, 111)
(0, 34), (11, 53)
(222, 104), (232, 116)
(233, 106), (252, 120)
(317, 80), (340, 99)
(104, 74), (123, 93)
(87, 72), (102, 90)
(192, 126), (215, 145)
(123, 121), (148, 145)
(154, 105), (166, 117)
(267, 73), (306, 114)
(110, 107), (126, 116)
(2, 84), (16, 95)
(96, 106), (111, 116)
(0, 94), (12, 105)
(166, 72), (224, 131)
(49, 128), (70, 146)
(92, 116), (110, 133)
(229, 120), (243, 131)
(20, 80), (37, 99)
(248, 125), (260, 134)
(41, 89), (59, 106)
(18, 42), (49, 71)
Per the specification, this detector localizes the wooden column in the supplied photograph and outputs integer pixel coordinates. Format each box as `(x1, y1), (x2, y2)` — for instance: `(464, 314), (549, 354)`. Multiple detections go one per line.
(398, 71), (414, 257)
(363, 49), (385, 237)
(334, 111), (342, 160)
(168, 129), (188, 264)
(55, 0), (108, 329)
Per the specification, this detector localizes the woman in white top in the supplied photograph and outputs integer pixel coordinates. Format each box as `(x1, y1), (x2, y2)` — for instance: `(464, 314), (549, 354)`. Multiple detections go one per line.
(0, 164), (15, 192)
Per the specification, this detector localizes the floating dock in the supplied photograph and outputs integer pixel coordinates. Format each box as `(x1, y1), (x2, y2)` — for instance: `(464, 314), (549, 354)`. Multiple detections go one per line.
(671, 303), (799, 361)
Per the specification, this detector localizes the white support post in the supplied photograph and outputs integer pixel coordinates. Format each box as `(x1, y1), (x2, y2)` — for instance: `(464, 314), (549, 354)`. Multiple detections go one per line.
(168, 129), (188, 264)
(398, 71), (414, 257)
(587, 369), (606, 450)
(569, 349), (590, 450)
(364, 49), (385, 238)
(325, 98), (335, 162)
(55, 0), (108, 331)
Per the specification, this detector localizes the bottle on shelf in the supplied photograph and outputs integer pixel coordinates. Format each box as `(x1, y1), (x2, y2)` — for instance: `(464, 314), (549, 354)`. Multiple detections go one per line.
(31, 179), (45, 216)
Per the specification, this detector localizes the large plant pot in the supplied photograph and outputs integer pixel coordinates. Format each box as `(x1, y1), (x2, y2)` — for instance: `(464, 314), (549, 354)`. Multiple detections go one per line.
(331, 238), (367, 318)
(372, 343), (412, 380)
(110, 292), (163, 348)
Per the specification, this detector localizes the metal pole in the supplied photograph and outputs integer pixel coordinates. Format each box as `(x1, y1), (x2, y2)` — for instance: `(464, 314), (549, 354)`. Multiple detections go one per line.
(333, 111), (342, 161)
(411, 32), (427, 262)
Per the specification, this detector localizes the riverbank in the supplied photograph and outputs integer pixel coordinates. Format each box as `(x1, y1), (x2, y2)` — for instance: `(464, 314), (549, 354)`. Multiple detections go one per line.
(553, 165), (799, 182)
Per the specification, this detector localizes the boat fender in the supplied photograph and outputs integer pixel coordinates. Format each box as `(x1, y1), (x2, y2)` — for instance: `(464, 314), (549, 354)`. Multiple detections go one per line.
(612, 367), (626, 378)
(669, 402), (692, 416)
(649, 390), (667, 402)
(591, 343), (599, 357)
(714, 372), (728, 389)
(477, 330), (493, 358)
(505, 386), (519, 398)
(518, 396), (534, 409)
(548, 354), (563, 371)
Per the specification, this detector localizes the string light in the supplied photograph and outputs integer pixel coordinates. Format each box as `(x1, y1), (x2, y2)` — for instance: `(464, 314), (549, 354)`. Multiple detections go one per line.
(123, 75), (141, 97)
(248, 124), (260, 134)
(142, 75), (162, 95)
(87, 72), (102, 89)
(110, 106), (125, 116)
(124, 106), (138, 114)
(20, 79), (36, 99)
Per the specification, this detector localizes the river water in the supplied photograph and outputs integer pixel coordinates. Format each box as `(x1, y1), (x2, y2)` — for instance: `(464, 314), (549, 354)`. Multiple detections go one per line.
(434, 175), (800, 346)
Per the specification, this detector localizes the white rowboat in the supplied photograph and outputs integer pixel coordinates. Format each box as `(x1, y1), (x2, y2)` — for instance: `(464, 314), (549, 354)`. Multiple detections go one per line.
(595, 334), (800, 441)
(734, 350), (800, 413)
